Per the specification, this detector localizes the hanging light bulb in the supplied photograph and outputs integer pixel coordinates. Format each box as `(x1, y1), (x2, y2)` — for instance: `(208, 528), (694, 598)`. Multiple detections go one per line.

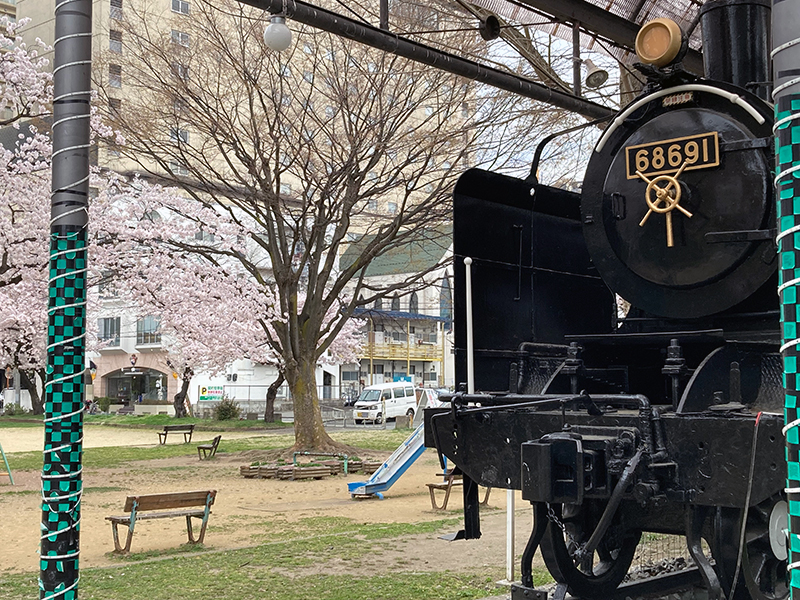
(264, 15), (292, 52)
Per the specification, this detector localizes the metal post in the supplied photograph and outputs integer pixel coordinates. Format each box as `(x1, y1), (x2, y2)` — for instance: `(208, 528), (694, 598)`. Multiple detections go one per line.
(39, 0), (91, 598)
(369, 317), (374, 386)
(379, 0), (388, 31)
(506, 489), (516, 582)
(572, 22), (582, 97)
(774, 1), (800, 597)
(464, 258), (474, 394)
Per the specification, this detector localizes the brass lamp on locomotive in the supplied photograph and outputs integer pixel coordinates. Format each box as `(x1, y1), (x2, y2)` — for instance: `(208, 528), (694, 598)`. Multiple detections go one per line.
(425, 2), (787, 599)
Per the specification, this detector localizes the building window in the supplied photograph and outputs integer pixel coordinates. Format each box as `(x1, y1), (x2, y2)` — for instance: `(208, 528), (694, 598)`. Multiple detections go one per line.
(303, 71), (313, 83)
(372, 364), (384, 374)
(368, 199), (378, 211)
(409, 365), (416, 374)
(171, 29), (189, 47)
(303, 42), (314, 54)
(172, 0), (189, 14)
(171, 62), (189, 81)
(170, 127), (189, 145)
(195, 227), (215, 242)
(173, 97), (188, 116)
(424, 371), (437, 382)
(440, 277), (452, 331)
(391, 294), (400, 311)
(109, 29), (122, 53)
(136, 316), (161, 345)
(409, 292), (419, 313)
(341, 370), (359, 381)
(98, 317), (120, 346)
(108, 97), (121, 118)
(169, 160), (189, 176)
(109, 64), (121, 88)
(110, 0), (123, 20)
(387, 201), (397, 214)
(374, 297), (383, 311)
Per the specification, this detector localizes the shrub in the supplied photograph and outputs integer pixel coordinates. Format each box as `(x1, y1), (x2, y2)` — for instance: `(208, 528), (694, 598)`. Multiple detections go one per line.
(3, 403), (16, 416)
(213, 397), (240, 421)
(95, 397), (113, 413)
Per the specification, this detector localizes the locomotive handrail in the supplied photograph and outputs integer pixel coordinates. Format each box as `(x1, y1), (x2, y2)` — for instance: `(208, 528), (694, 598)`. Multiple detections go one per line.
(595, 84), (766, 153)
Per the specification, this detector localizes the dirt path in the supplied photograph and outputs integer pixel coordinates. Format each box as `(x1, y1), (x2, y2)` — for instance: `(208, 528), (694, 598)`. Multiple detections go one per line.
(0, 425), (274, 453)
(0, 426), (537, 579)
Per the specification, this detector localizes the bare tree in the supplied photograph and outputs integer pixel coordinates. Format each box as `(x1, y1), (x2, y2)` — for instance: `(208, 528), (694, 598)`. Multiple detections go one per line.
(96, 0), (567, 450)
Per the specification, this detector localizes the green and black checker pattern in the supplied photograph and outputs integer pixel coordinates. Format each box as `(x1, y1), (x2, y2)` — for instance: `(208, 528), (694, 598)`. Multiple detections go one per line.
(777, 92), (800, 597)
(39, 231), (86, 600)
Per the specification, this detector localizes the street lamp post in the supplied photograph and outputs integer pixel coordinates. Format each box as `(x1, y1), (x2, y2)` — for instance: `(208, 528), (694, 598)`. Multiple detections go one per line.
(39, 0), (92, 598)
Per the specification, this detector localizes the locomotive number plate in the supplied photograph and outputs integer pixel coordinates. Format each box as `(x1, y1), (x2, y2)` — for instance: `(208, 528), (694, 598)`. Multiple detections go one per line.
(625, 132), (719, 179)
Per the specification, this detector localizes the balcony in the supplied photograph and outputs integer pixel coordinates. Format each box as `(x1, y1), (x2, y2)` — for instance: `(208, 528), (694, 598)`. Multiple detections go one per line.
(359, 333), (441, 361)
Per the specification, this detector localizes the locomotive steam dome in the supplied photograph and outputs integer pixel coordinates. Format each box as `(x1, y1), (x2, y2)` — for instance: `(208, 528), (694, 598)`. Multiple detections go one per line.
(581, 24), (775, 319)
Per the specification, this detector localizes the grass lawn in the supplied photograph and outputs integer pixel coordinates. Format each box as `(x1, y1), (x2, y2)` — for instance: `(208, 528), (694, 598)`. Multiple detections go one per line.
(5, 429), (417, 472)
(0, 516), (552, 600)
(0, 414), (288, 431)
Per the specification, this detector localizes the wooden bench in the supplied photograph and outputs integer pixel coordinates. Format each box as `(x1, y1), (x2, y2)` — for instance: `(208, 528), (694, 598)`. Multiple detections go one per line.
(197, 435), (221, 460)
(427, 471), (491, 510)
(105, 490), (217, 554)
(158, 423), (195, 444)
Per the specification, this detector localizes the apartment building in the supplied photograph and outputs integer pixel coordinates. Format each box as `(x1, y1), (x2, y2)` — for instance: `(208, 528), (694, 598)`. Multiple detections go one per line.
(17, 0), (468, 409)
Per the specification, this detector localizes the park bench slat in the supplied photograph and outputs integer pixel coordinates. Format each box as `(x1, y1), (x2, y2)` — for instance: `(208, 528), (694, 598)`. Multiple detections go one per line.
(106, 509), (206, 523)
(123, 490), (213, 512)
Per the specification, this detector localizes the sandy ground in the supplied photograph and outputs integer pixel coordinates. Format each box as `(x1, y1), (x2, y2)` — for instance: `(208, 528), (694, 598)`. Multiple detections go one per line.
(0, 426), (536, 580)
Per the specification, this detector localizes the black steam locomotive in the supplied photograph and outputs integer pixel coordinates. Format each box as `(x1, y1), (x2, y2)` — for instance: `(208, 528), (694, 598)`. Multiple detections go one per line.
(425, 2), (787, 599)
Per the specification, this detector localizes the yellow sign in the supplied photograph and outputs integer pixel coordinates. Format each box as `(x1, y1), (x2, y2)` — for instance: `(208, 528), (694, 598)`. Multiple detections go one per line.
(625, 132), (719, 179)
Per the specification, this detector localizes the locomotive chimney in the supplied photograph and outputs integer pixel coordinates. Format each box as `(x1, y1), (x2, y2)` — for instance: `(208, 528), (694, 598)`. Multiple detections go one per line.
(699, 0), (771, 100)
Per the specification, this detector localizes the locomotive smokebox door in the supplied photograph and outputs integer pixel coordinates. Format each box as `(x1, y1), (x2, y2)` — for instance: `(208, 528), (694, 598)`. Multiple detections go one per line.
(521, 434), (584, 504)
(581, 82), (775, 319)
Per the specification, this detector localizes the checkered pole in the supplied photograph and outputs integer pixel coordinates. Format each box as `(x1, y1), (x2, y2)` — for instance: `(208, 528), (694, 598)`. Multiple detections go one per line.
(775, 1), (800, 597)
(39, 1), (92, 598)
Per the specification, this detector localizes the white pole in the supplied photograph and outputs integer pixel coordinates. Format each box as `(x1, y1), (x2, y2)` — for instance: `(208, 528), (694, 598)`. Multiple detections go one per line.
(506, 489), (515, 582)
(464, 257), (474, 394)
(466, 256), (515, 582)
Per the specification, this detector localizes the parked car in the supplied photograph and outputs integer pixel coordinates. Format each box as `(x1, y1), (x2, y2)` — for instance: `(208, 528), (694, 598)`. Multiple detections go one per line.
(353, 382), (417, 425)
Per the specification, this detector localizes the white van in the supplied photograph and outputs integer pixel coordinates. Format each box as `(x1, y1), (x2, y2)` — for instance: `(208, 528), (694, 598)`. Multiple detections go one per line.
(353, 382), (417, 424)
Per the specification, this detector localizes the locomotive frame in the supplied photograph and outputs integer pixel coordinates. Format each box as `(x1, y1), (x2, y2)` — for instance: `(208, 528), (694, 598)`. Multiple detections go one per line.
(424, 2), (788, 599)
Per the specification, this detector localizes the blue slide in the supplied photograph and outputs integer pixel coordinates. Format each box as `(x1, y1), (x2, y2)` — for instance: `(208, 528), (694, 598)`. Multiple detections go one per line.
(347, 422), (426, 498)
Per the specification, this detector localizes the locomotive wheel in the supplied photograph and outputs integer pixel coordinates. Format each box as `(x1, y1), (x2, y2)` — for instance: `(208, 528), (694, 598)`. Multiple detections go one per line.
(712, 494), (788, 600)
(540, 502), (641, 600)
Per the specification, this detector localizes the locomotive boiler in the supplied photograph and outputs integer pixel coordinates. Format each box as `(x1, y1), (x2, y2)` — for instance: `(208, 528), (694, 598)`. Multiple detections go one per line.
(424, 2), (788, 599)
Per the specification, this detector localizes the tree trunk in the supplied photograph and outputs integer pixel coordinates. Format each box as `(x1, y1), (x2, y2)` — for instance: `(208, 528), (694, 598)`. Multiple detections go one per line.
(285, 358), (339, 451)
(264, 370), (284, 423)
(173, 367), (193, 418)
(19, 369), (44, 415)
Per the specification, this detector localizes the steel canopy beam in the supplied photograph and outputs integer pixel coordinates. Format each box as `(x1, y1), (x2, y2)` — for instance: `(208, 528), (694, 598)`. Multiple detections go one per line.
(512, 0), (705, 76)
(238, 0), (615, 120)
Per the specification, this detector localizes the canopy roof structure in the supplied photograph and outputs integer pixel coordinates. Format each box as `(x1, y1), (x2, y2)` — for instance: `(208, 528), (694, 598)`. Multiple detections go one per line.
(474, 0), (705, 69)
(241, 0), (716, 118)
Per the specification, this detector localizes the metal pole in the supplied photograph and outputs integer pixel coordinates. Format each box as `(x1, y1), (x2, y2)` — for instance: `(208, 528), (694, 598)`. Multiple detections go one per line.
(39, 0), (91, 598)
(238, 0), (614, 120)
(572, 22), (582, 98)
(464, 257), (474, 394)
(379, 0), (389, 31)
(775, 1), (800, 598)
